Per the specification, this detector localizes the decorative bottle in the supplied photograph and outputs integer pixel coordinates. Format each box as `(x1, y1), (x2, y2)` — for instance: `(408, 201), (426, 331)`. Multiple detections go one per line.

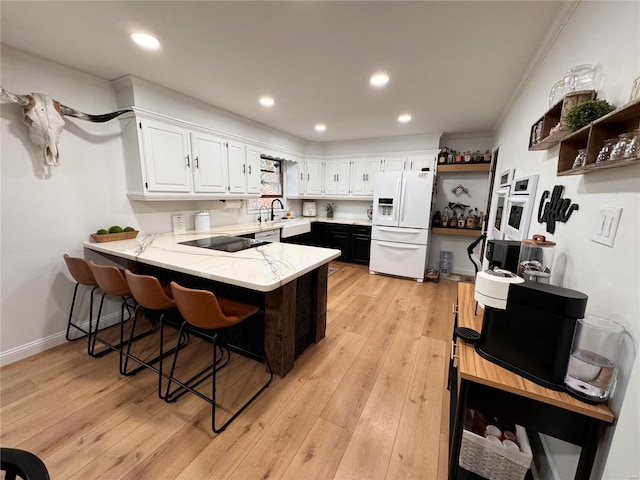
(449, 210), (458, 228)
(458, 210), (466, 228)
(466, 210), (475, 228)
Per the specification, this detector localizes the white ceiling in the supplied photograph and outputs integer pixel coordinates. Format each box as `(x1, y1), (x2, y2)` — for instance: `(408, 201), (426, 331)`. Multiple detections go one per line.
(1, 1), (566, 143)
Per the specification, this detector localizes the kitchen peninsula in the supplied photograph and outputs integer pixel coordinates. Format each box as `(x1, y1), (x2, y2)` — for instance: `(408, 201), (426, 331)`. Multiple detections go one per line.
(84, 231), (340, 376)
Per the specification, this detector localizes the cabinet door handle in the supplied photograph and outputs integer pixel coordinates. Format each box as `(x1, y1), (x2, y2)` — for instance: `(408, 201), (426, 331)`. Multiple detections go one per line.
(366, 173), (369, 181)
(363, 174), (366, 182)
(300, 173), (303, 181)
(243, 164), (246, 174)
(186, 155), (190, 168)
(308, 173), (310, 181)
(410, 161), (414, 170)
(452, 302), (459, 315)
(194, 156), (199, 169)
(248, 165), (252, 174)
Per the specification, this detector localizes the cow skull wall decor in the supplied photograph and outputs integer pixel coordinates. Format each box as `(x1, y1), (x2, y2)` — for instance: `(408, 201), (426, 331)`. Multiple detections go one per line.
(1, 85), (132, 166)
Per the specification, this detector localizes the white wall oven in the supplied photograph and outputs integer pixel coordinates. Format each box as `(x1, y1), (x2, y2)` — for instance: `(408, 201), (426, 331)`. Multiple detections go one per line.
(504, 174), (539, 240)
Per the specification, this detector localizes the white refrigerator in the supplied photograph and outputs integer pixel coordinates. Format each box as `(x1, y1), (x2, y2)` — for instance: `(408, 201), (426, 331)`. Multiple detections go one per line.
(369, 170), (434, 282)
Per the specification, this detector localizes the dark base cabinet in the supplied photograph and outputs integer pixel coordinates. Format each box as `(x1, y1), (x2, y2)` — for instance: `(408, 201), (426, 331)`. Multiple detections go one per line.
(350, 226), (372, 265)
(284, 222), (371, 265)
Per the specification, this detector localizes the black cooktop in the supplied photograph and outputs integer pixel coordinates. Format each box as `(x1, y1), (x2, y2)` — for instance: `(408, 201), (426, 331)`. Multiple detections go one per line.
(179, 236), (268, 253)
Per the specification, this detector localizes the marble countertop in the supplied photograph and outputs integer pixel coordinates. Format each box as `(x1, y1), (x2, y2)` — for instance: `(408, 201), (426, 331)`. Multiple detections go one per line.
(84, 231), (340, 292)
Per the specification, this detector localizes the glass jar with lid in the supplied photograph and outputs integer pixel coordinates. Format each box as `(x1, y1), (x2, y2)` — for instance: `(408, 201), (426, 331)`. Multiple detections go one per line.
(623, 130), (638, 158)
(549, 80), (565, 107)
(596, 138), (617, 163)
(572, 148), (587, 169)
(610, 132), (638, 161)
(563, 64), (596, 93)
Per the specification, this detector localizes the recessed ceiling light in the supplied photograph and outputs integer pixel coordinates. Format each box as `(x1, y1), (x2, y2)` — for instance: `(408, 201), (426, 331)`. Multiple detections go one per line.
(315, 124), (327, 132)
(398, 114), (412, 123)
(259, 96), (275, 107)
(370, 73), (390, 87)
(130, 32), (160, 50)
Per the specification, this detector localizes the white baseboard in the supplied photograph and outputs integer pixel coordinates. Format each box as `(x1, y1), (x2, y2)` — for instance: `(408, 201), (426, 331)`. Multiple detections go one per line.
(0, 312), (120, 367)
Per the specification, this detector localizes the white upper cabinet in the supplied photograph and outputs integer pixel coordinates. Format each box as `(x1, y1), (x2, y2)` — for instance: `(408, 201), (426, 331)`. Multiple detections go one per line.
(382, 156), (407, 172)
(122, 113), (262, 200)
(191, 132), (227, 193)
(245, 146), (262, 195)
(285, 159), (305, 197)
(324, 160), (351, 195)
(305, 159), (324, 195)
(227, 140), (247, 194)
(407, 154), (434, 172)
(140, 119), (192, 193)
(351, 158), (382, 196)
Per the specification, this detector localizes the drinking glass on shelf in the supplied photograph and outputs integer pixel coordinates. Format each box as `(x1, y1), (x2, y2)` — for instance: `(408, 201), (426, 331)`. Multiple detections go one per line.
(596, 139), (617, 163)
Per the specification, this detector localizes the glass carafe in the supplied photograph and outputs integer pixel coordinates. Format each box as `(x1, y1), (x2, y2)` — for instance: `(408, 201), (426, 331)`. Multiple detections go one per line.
(565, 315), (625, 402)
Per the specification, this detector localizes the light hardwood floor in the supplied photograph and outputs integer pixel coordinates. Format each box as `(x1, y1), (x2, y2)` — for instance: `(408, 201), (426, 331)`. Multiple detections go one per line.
(0, 261), (458, 480)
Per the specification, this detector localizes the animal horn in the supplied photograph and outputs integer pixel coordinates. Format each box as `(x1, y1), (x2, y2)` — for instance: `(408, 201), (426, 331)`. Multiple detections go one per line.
(56, 103), (133, 123)
(0, 85), (32, 107)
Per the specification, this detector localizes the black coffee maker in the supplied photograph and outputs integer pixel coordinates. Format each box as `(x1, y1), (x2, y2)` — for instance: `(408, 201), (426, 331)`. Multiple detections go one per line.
(475, 280), (588, 390)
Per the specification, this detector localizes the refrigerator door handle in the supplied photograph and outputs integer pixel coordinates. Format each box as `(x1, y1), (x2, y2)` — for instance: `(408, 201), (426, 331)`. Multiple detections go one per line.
(377, 226), (424, 234)
(376, 241), (421, 250)
(399, 177), (407, 222)
(394, 178), (402, 222)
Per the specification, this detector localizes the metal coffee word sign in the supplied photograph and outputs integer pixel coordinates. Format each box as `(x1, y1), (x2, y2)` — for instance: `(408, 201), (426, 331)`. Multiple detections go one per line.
(538, 185), (579, 234)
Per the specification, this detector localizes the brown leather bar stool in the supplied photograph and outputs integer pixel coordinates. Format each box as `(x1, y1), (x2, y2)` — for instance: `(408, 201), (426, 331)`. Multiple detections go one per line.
(88, 261), (136, 365)
(62, 254), (100, 341)
(122, 270), (182, 380)
(162, 281), (273, 433)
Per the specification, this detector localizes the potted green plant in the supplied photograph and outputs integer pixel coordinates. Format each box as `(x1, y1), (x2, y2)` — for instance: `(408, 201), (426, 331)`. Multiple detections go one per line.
(324, 202), (336, 218)
(565, 99), (616, 132)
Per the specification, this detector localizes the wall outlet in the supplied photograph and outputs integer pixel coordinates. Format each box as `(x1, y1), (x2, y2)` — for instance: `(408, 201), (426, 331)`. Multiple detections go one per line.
(172, 215), (186, 234)
(591, 206), (622, 247)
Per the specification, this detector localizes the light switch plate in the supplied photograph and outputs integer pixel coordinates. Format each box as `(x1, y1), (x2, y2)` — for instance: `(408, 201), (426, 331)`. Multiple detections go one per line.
(591, 206), (622, 247)
(172, 215), (186, 234)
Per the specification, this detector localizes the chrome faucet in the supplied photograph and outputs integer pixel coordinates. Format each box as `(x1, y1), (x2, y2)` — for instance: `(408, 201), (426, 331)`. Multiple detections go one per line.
(270, 199), (284, 221)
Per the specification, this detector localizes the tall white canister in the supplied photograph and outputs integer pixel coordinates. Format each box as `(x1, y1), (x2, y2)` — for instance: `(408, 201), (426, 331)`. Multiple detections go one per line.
(194, 210), (211, 232)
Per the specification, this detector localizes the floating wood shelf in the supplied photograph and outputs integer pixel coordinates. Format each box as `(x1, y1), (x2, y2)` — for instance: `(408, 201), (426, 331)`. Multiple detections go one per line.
(437, 163), (491, 173)
(529, 90), (596, 151)
(431, 227), (483, 237)
(557, 98), (640, 175)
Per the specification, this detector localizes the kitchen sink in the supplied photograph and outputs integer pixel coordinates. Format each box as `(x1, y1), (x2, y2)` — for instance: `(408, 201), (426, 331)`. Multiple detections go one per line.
(280, 219), (311, 238)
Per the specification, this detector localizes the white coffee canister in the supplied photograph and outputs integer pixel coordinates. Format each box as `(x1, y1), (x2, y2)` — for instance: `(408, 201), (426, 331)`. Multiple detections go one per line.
(194, 211), (211, 232)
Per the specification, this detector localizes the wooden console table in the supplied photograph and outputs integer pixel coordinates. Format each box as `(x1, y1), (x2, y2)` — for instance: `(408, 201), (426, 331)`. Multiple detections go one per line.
(449, 282), (614, 480)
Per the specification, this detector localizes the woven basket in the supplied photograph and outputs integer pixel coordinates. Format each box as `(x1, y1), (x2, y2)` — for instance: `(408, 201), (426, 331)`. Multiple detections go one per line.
(459, 425), (532, 480)
(90, 230), (139, 243)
